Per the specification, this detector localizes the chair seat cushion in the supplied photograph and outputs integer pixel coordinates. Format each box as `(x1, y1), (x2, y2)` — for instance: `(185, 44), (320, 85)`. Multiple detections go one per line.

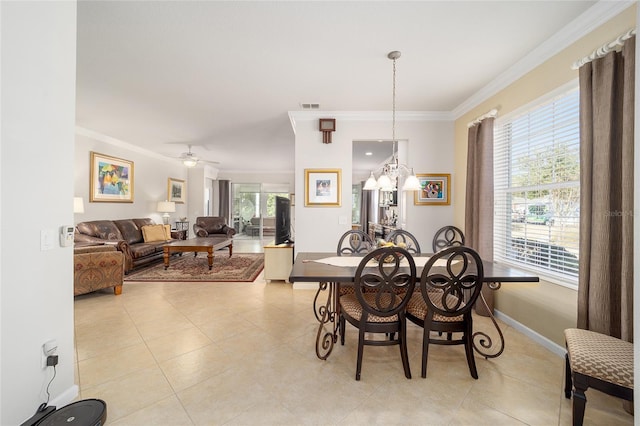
(340, 293), (399, 323)
(406, 292), (464, 322)
(338, 283), (355, 296)
(565, 328), (633, 389)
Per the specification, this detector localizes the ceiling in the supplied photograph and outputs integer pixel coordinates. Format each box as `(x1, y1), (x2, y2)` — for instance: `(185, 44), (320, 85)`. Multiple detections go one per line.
(76, 0), (601, 173)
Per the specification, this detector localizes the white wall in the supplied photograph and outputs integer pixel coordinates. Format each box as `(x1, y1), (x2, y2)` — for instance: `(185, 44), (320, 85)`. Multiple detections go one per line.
(1, 2), (78, 423)
(291, 112), (454, 253)
(75, 136), (296, 230)
(75, 131), (189, 226)
(218, 171), (294, 190)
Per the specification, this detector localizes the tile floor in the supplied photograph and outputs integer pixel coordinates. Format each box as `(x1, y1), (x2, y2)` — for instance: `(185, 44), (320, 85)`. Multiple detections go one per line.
(73, 238), (633, 425)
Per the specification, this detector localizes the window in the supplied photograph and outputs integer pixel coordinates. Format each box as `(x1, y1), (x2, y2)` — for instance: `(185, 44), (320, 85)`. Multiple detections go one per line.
(494, 86), (580, 286)
(265, 192), (289, 217)
(352, 184), (361, 225)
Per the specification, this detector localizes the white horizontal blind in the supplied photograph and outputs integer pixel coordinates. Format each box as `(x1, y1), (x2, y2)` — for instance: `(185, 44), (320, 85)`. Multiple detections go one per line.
(494, 88), (580, 285)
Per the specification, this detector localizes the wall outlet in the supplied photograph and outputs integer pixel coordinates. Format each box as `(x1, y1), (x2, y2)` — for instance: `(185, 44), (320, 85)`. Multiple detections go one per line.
(42, 339), (58, 368)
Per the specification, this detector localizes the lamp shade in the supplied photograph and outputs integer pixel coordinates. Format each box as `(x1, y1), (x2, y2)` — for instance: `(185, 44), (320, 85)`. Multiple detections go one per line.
(401, 172), (422, 192)
(377, 174), (394, 192)
(363, 172), (378, 190)
(157, 201), (176, 213)
(73, 197), (85, 214)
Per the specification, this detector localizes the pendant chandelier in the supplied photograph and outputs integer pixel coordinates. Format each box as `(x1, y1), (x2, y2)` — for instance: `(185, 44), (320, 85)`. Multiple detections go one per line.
(364, 51), (421, 192)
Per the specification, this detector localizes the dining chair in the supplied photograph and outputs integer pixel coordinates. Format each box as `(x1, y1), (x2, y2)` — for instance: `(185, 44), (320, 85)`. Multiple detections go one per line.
(339, 246), (416, 380)
(406, 245), (484, 379)
(432, 225), (465, 252)
(336, 230), (375, 344)
(337, 229), (374, 255)
(386, 229), (421, 254)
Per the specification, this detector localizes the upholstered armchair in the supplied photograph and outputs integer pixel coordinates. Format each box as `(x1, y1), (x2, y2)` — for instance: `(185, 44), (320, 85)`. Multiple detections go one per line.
(74, 244), (124, 296)
(193, 217), (236, 239)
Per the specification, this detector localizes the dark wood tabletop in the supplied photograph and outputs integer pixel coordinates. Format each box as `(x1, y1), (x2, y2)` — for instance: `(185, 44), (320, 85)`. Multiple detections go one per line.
(289, 252), (540, 283)
(164, 237), (232, 249)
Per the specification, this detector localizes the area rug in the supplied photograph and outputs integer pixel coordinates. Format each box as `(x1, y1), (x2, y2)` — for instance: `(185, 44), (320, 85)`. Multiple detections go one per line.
(124, 253), (264, 282)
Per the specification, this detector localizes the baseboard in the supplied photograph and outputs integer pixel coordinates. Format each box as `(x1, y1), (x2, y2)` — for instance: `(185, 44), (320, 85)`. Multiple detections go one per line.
(494, 310), (565, 358)
(50, 384), (79, 408)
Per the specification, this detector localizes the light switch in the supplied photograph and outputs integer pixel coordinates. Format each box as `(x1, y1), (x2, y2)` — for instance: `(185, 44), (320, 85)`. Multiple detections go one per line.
(338, 216), (347, 225)
(41, 229), (56, 251)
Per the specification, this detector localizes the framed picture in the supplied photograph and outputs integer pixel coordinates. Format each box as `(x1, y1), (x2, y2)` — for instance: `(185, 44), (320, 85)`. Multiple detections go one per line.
(305, 169), (341, 207)
(90, 152), (134, 202)
(168, 178), (186, 204)
(414, 173), (451, 206)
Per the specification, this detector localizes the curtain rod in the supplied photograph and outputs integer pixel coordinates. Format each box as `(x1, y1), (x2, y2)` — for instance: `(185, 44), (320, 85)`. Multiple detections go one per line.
(572, 28), (636, 70)
(467, 108), (498, 128)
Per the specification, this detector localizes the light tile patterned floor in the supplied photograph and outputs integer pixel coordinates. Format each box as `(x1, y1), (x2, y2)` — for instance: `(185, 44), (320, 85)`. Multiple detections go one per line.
(73, 238), (633, 425)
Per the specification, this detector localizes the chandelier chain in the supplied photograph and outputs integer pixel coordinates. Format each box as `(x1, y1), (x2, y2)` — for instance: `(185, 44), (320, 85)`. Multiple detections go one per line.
(392, 56), (396, 145)
(363, 50), (420, 192)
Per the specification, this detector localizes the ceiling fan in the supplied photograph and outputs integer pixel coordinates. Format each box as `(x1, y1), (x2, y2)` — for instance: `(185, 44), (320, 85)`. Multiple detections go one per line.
(177, 145), (219, 168)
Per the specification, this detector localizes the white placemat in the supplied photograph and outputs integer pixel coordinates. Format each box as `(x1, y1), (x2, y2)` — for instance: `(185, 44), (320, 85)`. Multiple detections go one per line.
(312, 256), (453, 268)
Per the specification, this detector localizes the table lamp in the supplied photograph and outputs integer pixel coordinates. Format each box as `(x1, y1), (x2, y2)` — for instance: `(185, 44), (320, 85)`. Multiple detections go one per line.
(157, 201), (176, 225)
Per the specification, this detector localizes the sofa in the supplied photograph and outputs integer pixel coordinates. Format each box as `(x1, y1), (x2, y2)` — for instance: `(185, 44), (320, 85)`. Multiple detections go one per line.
(74, 244), (124, 296)
(193, 216), (236, 239)
(75, 218), (178, 273)
(243, 217), (275, 237)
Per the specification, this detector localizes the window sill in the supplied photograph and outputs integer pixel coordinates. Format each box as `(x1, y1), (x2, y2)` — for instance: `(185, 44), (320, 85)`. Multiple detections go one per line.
(495, 259), (578, 290)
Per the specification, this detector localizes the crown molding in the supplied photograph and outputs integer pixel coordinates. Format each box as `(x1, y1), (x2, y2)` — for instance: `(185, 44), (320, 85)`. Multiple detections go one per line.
(288, 110), (454, 132)
(75, 126), (175, 162)
(451, 0), (636, 119)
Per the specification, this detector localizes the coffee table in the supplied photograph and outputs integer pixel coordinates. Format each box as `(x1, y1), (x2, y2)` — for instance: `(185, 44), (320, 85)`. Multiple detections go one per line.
(163, 238), (233, 270)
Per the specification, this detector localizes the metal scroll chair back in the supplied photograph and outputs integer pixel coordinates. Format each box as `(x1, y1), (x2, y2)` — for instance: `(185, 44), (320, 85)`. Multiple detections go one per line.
(386, 229), (421, 254)
(337, 230), (374, 255)
(432, 225), (465, 252)
(340, 246), (416, 380)
(406, 245), (484, 379)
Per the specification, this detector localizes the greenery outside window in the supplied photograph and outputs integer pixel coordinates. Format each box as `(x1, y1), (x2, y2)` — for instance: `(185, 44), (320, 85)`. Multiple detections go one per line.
(494, 85), (580, 286)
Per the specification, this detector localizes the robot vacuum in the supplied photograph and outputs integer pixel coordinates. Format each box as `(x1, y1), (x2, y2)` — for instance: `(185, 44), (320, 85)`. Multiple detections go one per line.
(36, 399), (107, 426)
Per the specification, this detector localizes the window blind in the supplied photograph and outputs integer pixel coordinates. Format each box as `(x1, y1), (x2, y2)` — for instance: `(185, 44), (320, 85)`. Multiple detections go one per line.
(494, 88), (580, 285)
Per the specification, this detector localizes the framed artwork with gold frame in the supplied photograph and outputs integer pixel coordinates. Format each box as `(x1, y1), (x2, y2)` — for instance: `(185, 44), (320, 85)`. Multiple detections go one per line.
(90, 151), (134, 203)
(414, 173), (450, 206)
(168, 178), (186, 204)
(305, 169), (341, 207)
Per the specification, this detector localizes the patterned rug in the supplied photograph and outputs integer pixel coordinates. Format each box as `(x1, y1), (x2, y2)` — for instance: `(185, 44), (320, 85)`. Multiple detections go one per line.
(124, 253), (264, 282)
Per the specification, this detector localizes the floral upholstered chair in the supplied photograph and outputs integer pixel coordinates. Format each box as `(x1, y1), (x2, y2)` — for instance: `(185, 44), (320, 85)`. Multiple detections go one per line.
(74, 245), (124, 296)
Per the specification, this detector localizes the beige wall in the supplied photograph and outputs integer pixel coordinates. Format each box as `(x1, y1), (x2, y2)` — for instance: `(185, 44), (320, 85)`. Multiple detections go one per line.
(453, 6), (636, 346)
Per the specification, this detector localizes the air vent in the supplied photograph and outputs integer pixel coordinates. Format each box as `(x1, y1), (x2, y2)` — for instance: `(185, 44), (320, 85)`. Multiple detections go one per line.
(300, 103), (320, 110)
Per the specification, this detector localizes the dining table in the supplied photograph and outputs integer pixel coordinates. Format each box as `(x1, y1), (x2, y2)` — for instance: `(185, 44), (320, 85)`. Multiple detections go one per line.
(289, 251), (540, 360)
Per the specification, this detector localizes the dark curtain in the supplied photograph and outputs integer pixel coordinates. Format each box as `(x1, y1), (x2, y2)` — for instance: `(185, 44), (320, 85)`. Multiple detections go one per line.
(465, 117), (495, 261)
(577, 36), (634, 342)
(218, 179), (231, 225)
(465, 117), (494, 315)
(360, 183), (371, 235)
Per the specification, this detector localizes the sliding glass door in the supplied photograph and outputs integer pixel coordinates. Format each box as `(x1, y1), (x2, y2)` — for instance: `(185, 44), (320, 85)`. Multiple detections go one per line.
(232, 183), (289, 239)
